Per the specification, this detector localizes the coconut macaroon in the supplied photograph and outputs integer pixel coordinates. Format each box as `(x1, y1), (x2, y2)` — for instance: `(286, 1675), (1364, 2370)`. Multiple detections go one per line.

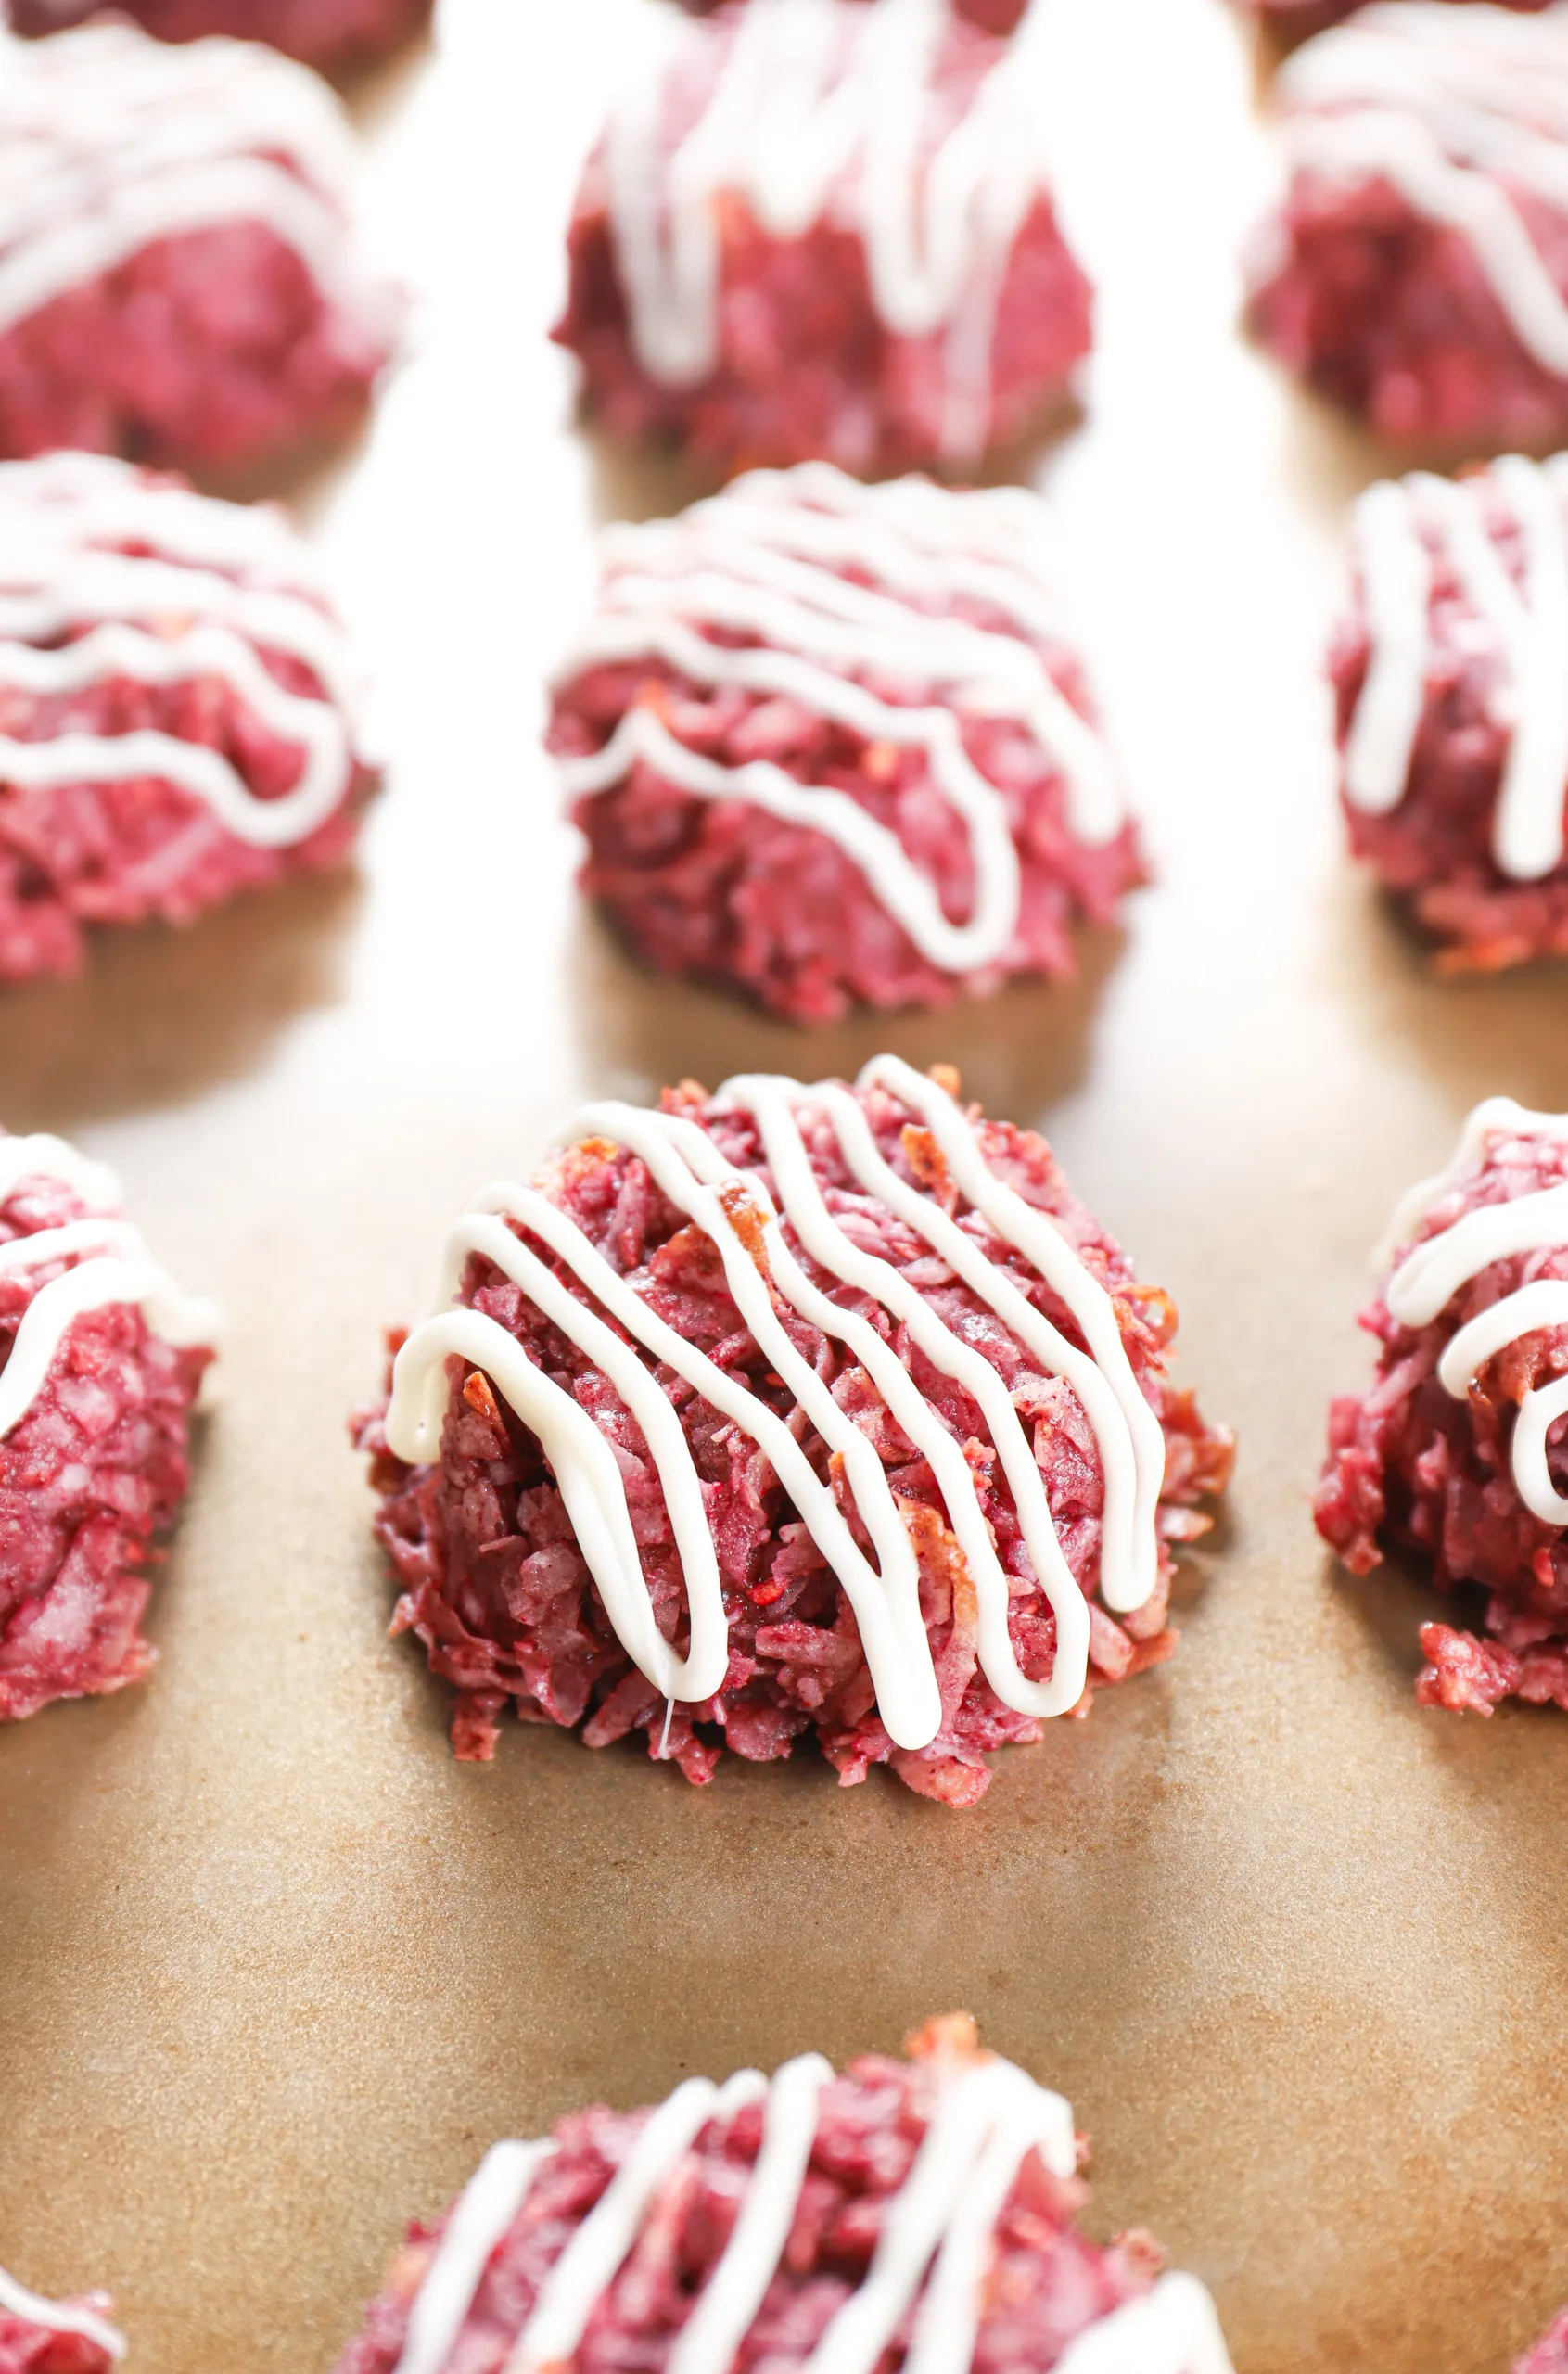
(1319, 1097), (1568, 1715)
(1330, 455), (1568, 970)
(552, 0), (1092, 479)
(330, 2017), (1233, 2374)
(355, 1059), (1232, 1806)
(549, 466), (1141, 1026)
(0, 22), (399, 473)
(1247, 6), (1568, 447)
(0, 1130), (218, 1723)
(0, 453), (376, 984)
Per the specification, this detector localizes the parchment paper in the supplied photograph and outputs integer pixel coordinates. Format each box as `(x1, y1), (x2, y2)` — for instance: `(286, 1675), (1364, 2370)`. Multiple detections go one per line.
(4, 3), (1565, 2368)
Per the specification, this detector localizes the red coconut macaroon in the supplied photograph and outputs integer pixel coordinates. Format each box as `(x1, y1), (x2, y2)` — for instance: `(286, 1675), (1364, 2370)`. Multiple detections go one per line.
(356, 1057), (1232, 1806)
(0, 22), (399, 474)
(548, 464), (1140, 1026)
(1316, 1096), (1568, 1716)
(0, 2266), (123, 2374)
(0, 450), (376, 986)
(331, 2015), (1234, 2374)
(1246, 5), (1568, 448)
(6, 0), (432, 74)
(551, 0), (1091, 478)
(0, 1129), (218, 1724)
(1330, 453), (1568, 970)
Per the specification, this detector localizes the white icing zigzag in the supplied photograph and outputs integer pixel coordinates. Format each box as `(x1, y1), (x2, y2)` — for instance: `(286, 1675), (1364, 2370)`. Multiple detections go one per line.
(600, 0), (1064, 464)
(1345, 457), (1568, 882)
(0, 452), (364, 851)
(0, 2262), (125, 2360)
(0, 20), (395, 345)
(389, 2049), (1233, 2374)
(1277, 4), (1568, 383)
(0, 1130), (220, 1441)
(385, 1054), (1167, 1748)
(554, 463), (1123, 980)
(1380, 1097), (1568, 1524)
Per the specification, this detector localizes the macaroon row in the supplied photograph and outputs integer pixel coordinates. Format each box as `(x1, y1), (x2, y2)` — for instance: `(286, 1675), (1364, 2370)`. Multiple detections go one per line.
(0, 433), (1553, 1005)
(7, 2010), (1568, 2372)
(3, 1046), (1564, 1781)
(4, 3), (1567, 480)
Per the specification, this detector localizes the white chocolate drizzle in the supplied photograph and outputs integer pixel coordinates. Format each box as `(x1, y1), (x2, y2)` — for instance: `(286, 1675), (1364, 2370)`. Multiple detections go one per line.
(0, 452), (363, 851)
(1345, 457), (1568, 881)
(598, 0), (1064, 465)
(555, 463), (1123, 980)
(1381, 1097), (1568, 1524)
(0, 20), (395, 345)
(385, 1054), (1168, 1748)
(0, 1130), (219, 1442)
(1277, 4), (1568, 384)
(392, 2143), (550, 2374)
(390, 2050), (1232, 2374)
(0, 2263), (126, 2361)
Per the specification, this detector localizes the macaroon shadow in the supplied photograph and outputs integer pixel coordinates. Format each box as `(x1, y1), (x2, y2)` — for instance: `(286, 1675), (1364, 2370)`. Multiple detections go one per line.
(581, 426), (711, 530)
(579, 392), (1093, 532)
(188, 412), (378, 517)
(0, 1674), (156, 1879)
(332, 16), (436, 117)
(1320, 1530), (1568, 2320)
(1321, 1494), (1568, 1863)
(560, 898), (1128, 1122)
(1323, 1538), (1453, 1694)
(0, 863), (362, 1131)
(968, 390), (1090, 496)
(1273, 369), (1568, 485)
(1319, 865), (1568, 1117)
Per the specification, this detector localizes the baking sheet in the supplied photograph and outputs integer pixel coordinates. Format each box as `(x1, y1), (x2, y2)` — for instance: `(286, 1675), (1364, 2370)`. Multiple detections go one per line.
(4, 2), (1568, 2368)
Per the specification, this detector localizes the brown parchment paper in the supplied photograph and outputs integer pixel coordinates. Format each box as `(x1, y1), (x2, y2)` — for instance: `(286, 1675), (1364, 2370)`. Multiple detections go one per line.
(4, 3), (1567, 2368)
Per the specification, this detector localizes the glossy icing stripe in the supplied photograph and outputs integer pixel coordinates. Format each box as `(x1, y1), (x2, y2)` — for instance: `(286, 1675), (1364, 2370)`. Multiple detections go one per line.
(0, 1130), (117, 1212)
(1383, 1099), (1568, 1525)
(723, 1070), (1095, 1717)
(503, 2075), (758, 2374)
(391, 2142), (549, 2374)
(0, 450), (334, 585)
(0, 23), (392, 340)
(802, 2059), (1073, 2374)
(397, 2052), (1231, 2374)
(0, 557), (353, 707)
(1376, 1096), (1568, 1264)
(0, 155), (366, 338)
(560, 703), (1022, 978)
(1387, 1181), (1568, 1325)
(385, 1059), (1165, 1745)
(1279, 6), (1568, 380)
(0, 725), (345, 851)
(601, 0), (1057, 463)
(0, 1133), (219, 1441)
(665, 2057), (833, 2374)
(0, 453), (362, 849)
(0, 2264), (126, 2361)
(856, 1053), (1166, 1617)
(1344, 458), (1568, 881)
(556, 465), (1120, 978)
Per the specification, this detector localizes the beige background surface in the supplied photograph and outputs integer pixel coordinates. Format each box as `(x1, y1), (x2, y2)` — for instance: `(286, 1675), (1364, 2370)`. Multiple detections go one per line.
(2, 1), (1564, 2368)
